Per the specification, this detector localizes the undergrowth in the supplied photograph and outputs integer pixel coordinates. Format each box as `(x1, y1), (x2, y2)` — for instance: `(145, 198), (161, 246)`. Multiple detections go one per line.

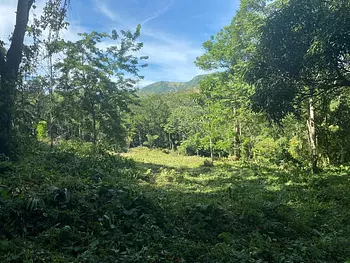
(1, 145), (350, 262)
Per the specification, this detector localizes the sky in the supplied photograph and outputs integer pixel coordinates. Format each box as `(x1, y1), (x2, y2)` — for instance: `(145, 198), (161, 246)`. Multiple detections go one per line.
(0, 0), (238, 87)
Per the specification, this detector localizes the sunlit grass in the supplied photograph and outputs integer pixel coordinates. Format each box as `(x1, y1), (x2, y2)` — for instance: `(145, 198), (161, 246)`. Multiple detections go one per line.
(123, 147), (214, 168)
(122, 147), (350, 262)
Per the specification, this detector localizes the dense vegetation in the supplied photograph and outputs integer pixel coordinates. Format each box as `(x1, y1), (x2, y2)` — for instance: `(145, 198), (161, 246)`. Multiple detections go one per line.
(1, 0), (350, 262)
(130, 0), (350, 172)
(1, 147), (350, 262)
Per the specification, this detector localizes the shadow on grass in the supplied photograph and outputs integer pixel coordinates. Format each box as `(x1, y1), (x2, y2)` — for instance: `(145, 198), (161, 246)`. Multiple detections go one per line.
(131, 159), (350, 262)
(2, 147), (350, 263)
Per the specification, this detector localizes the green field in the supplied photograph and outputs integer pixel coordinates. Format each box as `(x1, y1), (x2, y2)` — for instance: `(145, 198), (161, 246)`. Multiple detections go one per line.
(1, 146), (350, 262)
(124, 148), (350, 262)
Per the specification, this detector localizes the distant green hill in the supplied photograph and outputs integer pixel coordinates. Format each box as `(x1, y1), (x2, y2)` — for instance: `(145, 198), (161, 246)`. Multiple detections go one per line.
(140, 74), (208, 94)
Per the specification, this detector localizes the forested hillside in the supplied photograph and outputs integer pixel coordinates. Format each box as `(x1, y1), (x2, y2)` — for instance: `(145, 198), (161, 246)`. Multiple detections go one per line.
(140, 75), (207, 94)
(1, 0), (350, 262)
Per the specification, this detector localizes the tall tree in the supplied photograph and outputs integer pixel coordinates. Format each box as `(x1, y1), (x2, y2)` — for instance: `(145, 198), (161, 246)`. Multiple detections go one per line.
(195, 0), (271, 160)
(0, 0), (35, 156)
(0, 0), (69, 157)
(128, 94), (170, 148)
(56, 28), (147, 151)
(247, 0), (350, 171)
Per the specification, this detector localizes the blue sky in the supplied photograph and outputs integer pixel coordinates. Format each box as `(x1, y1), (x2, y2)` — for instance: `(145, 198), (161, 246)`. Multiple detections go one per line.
(0, 0), (238, 87)
(67, 0), (238, 86)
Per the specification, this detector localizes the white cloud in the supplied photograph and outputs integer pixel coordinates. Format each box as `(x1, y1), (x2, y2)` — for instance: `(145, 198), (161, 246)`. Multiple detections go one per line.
(137, 40), (206, 83)
(60, 22), (87, 42)
(141, 0), (173, 26)
(0, 0), (17, 41)
(137, 79), (157, 88)
(94, 0), (209, 87)
(96, 2), (129, 28)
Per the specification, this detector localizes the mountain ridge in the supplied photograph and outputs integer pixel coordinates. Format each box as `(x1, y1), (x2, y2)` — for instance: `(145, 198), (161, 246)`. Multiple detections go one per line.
(140, 74), (208, 94)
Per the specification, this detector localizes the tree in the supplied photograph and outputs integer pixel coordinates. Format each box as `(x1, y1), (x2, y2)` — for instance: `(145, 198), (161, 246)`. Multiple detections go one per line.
(164, 93), (203, 151)
(195, 76), (230, 162)
(128, 95), (170, 148)
(247, 0), (350, 171)
(0, 0), (35, 156)
(195, 0), (271, 160)
(0, 0), (69, 157)
(39, 0), (69, 148)
(55, 28), (147, 151)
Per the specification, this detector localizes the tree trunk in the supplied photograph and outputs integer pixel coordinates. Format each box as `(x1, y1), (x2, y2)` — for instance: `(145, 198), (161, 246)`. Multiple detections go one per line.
(340, 144), (345, 164)
(49, 43), (54, 149)
(307, 97), (317, 172)
(0, 0), (34, 156)
(209, 136), (213, 163)
(233, 123), (241, 160)
(138, 132), (142, 146)
(232, 107), (241, 160)
(92, 107), (97, 152)
(168, 132), (172, 150)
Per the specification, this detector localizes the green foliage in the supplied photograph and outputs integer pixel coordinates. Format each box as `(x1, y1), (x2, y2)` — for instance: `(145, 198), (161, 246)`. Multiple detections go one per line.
(9, 3), (148, 155)
(54, 28), (146, 150)
(143, 134), (159, 148)
(248, 0), (350, 120)
(252, 136), (278, 162)
(178, 133), (202, 156)
(2, 140), (350, 262)
(128, 94), (171, 148)
(124, 148), (350, 262)
(0, 146), (165, 262)
(36, 121), (48, 141)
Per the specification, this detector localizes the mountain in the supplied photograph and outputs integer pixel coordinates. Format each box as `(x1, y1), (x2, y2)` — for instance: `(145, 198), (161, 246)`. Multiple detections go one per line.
(140, 75), (208, 94)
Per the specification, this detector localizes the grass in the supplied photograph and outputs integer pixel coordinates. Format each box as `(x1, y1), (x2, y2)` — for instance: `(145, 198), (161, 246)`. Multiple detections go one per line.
(1, 145), (350, 262)
(126, 147), (350, 262)
(122, 147), (207, 168)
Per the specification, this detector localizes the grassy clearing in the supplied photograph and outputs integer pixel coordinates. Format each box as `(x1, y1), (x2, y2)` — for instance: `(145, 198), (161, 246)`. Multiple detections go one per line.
(1, 146), (350, 262)
(126, 147), (350, 262)
(122, 147), (207, 169)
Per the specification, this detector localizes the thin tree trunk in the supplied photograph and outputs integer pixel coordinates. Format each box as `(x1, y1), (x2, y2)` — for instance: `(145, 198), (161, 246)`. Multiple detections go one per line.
(92, 105), (97, 152)
(307, 97), (317, 172)
(233, 123), (241, 160)
(168, 132), (172, 150)
(209, 136), (213, 163)
(232, 107), (241, 160)
(48, 39), (54, 149)
(340, 144), (345, 164)
(138, 132), (142, 146)
(339, 95), (345, 164)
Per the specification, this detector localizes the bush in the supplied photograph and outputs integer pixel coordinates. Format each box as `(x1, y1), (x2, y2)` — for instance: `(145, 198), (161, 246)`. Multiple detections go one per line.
(36, 121), (48, 141)
(252, 136), (278, 162)
(203, 159), (214, 167)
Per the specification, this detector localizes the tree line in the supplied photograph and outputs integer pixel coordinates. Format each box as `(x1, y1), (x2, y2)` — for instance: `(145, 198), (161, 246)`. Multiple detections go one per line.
(128, 0), (350, 172)
(0, 0), (147, 157)
(1, 0), (350, 173)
